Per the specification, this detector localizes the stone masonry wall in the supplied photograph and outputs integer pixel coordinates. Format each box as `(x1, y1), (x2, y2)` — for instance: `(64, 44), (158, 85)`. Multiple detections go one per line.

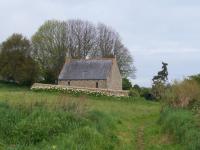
(58, 80), (107, 89)
(31, 83), (128, 97)
(107, 59), (122, 90)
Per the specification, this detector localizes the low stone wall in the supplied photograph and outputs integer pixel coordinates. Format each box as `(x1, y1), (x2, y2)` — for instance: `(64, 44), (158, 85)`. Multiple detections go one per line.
(58, 80), (107, 89)
(31, 83), (128, 97)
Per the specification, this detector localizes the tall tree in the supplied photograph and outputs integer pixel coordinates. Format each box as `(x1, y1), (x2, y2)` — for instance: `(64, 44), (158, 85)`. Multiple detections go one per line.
(66, 20), (96, 58)
(152, 62), (168, 100)
(32, 19), (136, 83)
(0, 34), (38, 85)
(94, 23), (117, 57)
(93, 23), (135, 77)
(31, 20), (67, 83)
(113, 40), (135, 78)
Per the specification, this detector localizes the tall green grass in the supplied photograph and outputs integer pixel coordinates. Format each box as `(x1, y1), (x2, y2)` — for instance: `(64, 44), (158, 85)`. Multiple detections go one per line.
(0, 82), (182, 149)
(159, 107), (200, 150)
(0, 101), (118, 150)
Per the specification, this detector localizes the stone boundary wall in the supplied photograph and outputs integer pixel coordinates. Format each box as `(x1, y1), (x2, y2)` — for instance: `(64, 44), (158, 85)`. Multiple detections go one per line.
(31, 83), (128, 97)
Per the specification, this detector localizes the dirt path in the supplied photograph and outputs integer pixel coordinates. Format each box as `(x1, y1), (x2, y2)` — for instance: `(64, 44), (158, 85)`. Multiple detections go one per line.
(135, 125), (145, 150)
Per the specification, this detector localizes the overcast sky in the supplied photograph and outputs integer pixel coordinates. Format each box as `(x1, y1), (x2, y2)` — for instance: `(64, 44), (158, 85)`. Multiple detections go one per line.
(0, 0), (200, 86)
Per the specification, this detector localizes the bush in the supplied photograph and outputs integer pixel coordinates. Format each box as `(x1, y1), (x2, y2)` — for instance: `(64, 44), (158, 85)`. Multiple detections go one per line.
(140, 88), (154, 100)
(133, 84), (141, 92)
(189, 74), (200, 86)
(128, 88), (140, 97)
(159, 107), (200, 150)
(188, 99), (200, 113)
(164, 80), (200, 108)
(122, 78), (132, 90)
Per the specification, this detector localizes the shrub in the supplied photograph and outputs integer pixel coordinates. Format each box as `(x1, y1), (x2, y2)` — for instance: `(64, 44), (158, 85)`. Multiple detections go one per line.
(122, 78), (132, 90)
(133, 84), (141, 92)
(189, 74), (200, 86)
(164, 80), (200, 108)
(140, 88), (154, 100)
(128, 88), (140, 97)
(188, 99), (200, 113)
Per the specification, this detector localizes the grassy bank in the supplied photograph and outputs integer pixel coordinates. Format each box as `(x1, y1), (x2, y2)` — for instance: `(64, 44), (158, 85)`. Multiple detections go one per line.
(159, 107), (200, 150)
(0, 83), (182, 149)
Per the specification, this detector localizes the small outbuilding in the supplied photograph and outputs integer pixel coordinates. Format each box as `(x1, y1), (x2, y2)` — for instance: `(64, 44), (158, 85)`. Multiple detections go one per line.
(58, 58), (122, 90)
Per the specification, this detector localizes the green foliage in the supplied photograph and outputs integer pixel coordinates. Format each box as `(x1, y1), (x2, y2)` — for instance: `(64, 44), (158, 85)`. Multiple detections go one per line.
(133, 84), (141, 92)
(122, 78), (132, 90)
(129, 88), (140, 97)
(188, 99), (200, 113)
(0, 34), (39, 85)
(0, 82), (183, 149)
(152, 82), (165, 100)
(31, 20), (67, 83)
(159, 77), (200, 150)
(152, 62), (168, 100)
(159, 107), (200, 150)
(152, 62), (168, 83)
(139, 88), (154, 100)
(189, 74), (200, 86)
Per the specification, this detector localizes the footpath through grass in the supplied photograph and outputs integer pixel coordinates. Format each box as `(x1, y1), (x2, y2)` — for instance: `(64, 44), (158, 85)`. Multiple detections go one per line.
(0, 83), (182, 150)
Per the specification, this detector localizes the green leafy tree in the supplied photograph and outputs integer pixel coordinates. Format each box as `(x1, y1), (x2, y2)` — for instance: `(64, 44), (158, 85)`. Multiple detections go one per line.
(152, 62), (168, 100)
(94, 23), (136, 78)
(133, 84), (141, 92)
(122, 78), (132, 90)
(0, 34), (39, 85)
(31, 20), (67, 83)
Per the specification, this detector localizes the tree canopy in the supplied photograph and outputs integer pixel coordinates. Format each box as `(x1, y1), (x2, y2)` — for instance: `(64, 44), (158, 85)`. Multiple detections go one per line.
(122, 78), (132, 90)
(0, 34), (39, 85)
(0, 20), (135, 84)
(152, 62), (169, 100)
(31, 19), (136, 83)
(31, 20), (67, 83)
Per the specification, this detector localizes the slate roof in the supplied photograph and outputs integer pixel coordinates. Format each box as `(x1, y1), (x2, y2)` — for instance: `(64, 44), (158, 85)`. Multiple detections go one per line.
(58, 59), (113, 80)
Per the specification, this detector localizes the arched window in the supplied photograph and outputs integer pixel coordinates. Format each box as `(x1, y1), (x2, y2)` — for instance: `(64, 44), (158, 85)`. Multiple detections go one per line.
(68, 81), (70, 86)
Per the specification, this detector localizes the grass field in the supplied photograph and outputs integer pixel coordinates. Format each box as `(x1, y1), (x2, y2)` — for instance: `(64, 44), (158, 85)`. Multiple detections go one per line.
(0, 83), (182, 150)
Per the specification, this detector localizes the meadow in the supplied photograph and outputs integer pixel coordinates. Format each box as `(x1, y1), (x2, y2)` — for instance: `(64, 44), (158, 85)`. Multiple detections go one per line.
(0, 82), (182, 150)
